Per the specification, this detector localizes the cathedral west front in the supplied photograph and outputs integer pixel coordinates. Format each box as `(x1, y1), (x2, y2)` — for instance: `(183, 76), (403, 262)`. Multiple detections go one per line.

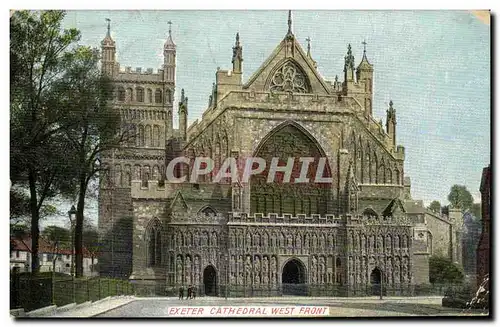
(98, 12), (463, 297)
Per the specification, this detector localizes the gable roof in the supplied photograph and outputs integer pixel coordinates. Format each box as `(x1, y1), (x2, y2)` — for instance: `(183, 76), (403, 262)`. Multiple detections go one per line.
(382, 198), (406, 217)
(243, 34), (332, 95)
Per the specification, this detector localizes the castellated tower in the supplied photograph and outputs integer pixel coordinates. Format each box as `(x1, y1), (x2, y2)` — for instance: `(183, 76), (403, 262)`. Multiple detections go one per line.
(98, 19), (181, 278)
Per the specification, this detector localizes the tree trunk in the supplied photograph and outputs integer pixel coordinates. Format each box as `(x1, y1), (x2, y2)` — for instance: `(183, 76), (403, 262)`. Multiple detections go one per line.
(75, 175), (87, 278)
(28, 169), (40, 274)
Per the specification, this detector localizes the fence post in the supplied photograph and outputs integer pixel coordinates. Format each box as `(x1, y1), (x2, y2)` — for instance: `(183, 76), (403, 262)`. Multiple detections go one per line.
(87, 278), (90, 301)
(72, 276), (76, 303)
(98, 278), (101, 299)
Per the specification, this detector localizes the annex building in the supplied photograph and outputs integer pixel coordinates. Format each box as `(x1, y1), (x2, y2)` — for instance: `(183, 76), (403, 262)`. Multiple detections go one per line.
(98, 12), (463, 296)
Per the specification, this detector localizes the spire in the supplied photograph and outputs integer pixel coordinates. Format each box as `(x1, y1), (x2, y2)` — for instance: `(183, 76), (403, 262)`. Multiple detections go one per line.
(106, 18), (111, 38)
(101, 18), (115, 46)
(344, 43), (355, 72)
(285, 10), (294, 39)
(387, 100), (396, 124)
(232, 32), (243, 73)
(306, 37), (311, 57)
(288, 10), (292, 34)
(357, 40), (373, 71)
(164, 20), (176, 50)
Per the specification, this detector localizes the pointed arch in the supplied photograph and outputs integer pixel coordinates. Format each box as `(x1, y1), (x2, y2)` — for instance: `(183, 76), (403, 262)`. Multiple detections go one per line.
(378, 157), (385, 184)
(147, 88), (153, 103)
(118, 87), (126, 102)
(372, 151), (378, 184)
(165, 89), (172, 104)
(358, 137), (364, 182)
(145, 218), (162, 267)
(145, 125), (152, 147)
(155, 89), (163, 104)
(251, 120), (331, 215)
(266, 59), (311, 93)
(199, 206), (217, 216)
(365, 142), (371, 184)
(153, 125), (160, 147)
(136, 87), (144, 102)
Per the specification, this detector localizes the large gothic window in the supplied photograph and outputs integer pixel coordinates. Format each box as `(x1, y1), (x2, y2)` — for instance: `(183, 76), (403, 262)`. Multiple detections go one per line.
(250, 123), (332, 215)
(146, 219), (162, 267)
(269, 61), (310, 93)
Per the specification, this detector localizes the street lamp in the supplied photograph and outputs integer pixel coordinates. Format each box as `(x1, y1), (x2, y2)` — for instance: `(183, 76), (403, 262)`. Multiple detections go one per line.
(68, 205), (77, 276)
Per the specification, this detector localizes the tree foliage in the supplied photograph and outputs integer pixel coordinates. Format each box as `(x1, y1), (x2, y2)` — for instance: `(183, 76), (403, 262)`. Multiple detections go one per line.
(54, 45), (125, 277)
(41, 225), (71, 247)
(470, 203), (481, 219)
(428, 200), (441, 213)
(448, 185), (474, 212)
(10, 10), (80, 273)
(429, 255), (465, 284)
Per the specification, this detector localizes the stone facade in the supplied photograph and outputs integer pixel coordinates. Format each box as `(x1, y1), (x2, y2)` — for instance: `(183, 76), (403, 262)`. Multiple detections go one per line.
(98, 13), (463, 296)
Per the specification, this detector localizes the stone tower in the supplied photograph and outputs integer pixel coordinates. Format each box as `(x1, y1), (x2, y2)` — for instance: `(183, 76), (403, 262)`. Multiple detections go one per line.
(98, 19), (177, 278)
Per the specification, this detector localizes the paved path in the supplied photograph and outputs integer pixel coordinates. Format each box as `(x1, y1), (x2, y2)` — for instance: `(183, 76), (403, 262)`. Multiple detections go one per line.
(94, 296), (475, 317)
(49, 296), (135, 318)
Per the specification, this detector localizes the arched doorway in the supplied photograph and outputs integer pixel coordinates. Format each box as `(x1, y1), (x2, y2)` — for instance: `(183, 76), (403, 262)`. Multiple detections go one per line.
(370, 267), (381, 296)
(203, 265), (217, 296)
(282, 258), (306, 295)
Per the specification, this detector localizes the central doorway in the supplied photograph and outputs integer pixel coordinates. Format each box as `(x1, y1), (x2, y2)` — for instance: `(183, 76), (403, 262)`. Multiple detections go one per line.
(282, 258), (306, 295)
(370, 267), (381, 296)
(203, 265), (217, 296)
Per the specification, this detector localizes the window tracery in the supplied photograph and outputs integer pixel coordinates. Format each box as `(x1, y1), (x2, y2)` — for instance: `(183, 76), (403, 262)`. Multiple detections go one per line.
(269, 61), (310, 93)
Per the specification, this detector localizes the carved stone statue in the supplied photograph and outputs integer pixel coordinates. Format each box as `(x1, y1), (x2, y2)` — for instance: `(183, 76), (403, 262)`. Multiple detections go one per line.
(296, 234), (301, 249)
(263, 234), (269, 248)
(377, 235), (383, 252)
(311, 256), (318, 283)
(254, 272), (260, 285)
(230, 232), (236, 247)
(185, 256), (192, 284)
(254, 256), (260, 272)
(263, 272), (269, 285)
(230, 272), (235, 285)
(246, 233), (252, 248)
(279, 233), (285, 248)
(319, 257), (325, 283)
(287, 233), (293, 247)
(238, 272), (244, 285)
(176, 256), (183, 284)
(313, 233), (318, 248)
(262, 256), (269, 273)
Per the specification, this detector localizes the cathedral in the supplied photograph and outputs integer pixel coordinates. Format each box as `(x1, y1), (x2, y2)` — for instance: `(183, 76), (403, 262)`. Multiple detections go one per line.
(98, 12), (463, 296)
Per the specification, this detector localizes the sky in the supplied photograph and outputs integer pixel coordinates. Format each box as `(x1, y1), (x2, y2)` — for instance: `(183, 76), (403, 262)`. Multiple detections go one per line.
(39, 10), (490, 228)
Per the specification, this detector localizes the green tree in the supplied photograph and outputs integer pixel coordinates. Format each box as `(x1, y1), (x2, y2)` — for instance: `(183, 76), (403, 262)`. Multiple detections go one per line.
(10, 10), (81, 272)
(55, 46), (127, 277)
(429, 255), (464, 284)
(41, 225), (71, 248)
(470, 203), (482, 219)
(448, 185), (474, 212)
(428, 200), (441, 213)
